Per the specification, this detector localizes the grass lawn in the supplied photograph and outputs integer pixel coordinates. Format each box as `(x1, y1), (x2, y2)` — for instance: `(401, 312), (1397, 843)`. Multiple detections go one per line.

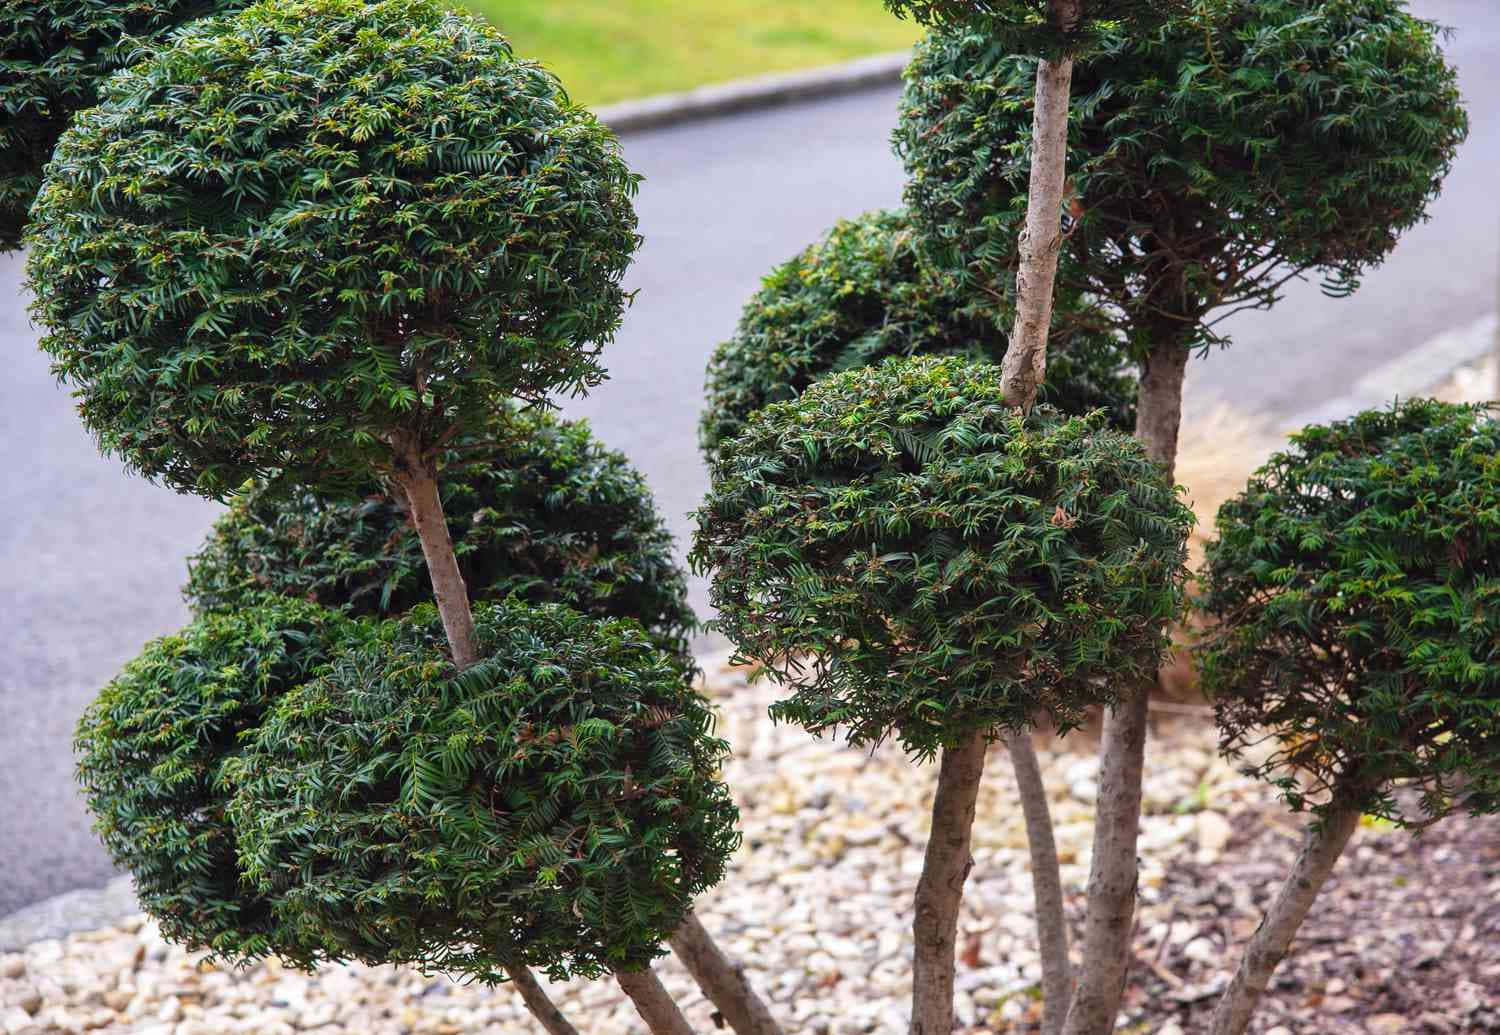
(457, 0), (920, 106)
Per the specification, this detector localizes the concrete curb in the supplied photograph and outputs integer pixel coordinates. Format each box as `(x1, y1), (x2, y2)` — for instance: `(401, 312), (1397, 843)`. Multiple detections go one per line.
(1283, 312), (1498, 430)
(594, 50), (911, 135)
(0, 876), (135, 952)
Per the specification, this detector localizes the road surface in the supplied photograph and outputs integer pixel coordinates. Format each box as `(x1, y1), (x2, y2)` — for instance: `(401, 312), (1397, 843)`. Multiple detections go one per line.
(2, 0), (1496, 919)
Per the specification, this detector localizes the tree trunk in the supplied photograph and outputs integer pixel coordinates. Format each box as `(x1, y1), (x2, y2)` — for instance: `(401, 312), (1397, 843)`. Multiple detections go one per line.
(393, 462), (479, 670)
(505, 965), (581, 1035)
(1133, 342), (1191, 476)
(1060, 341), (1190, 1035)
(1208, 806), (1361, 1035)
(670, 911), (784, 1035)
(1001, 6), (1080, 413)
(910, 732), (989, 1035)
(617, 967), (698, 1035)
(1004, 731), (1073, 1035)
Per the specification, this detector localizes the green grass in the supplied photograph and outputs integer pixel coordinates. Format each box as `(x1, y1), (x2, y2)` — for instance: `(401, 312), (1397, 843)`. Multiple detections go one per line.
(458, 0), (920, 106)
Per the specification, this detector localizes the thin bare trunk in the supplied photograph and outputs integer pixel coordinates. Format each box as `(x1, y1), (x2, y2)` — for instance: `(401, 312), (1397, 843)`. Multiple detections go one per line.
(910, 732), (988, 1035)
(670, 911), (783, 1035)
(394, 463), (479, 670)
(1209, 806), (1360, 1035)
(1004, 730), (1073, 1035)
(505, 965), (581, 1035)
(1061, 341), (1190, 1035)
(616, 967), (698, 1035)
(1001, 36), (1078, 411)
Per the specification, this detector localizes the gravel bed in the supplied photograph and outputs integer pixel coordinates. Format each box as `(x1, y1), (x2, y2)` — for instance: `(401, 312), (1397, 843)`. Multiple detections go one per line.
(1, 652), (1495, 1035)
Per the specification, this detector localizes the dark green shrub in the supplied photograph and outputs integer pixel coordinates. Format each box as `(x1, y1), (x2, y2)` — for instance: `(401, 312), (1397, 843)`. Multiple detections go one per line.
(895, 1), (1468, 359)
(224, 601), (739, 981)
(691, 356), (1194, 755)
(1196, 400), (1500, 824)
(73, 597), (355, 960)
(25, 0), (640, 501)
(186, 407), (695, 661)
(699, 208), (1136, 459)
(0, 0), (249, 252)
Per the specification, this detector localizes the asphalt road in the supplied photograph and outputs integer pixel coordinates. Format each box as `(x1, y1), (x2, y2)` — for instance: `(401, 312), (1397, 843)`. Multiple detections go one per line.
(2, 0), (1496, 919)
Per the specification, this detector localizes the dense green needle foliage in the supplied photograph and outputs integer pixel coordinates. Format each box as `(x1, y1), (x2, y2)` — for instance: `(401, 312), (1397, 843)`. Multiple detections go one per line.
(0, 0), (249, 252)
(225, 601), (739, 981)
(692, 356), (1193, 754)
(186, 407), (694, 661)
(699, 208), (1137, 460)
(74, 598), (355, 961)
(25, 0), (640, 500)
(895, 0), (1468, 359)
(883, 0), (1186, 57)
(1197, 400), (1500, 825)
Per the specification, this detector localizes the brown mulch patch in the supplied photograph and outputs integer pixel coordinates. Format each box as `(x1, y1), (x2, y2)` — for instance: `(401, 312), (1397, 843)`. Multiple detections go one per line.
(1123, 800), (1500, 1034)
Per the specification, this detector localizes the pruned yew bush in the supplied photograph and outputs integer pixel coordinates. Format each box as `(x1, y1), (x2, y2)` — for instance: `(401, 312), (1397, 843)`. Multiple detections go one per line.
(698, 208), (1137, 460)
(74, 597), (354, 961)
(896, 1), (1468, 362)
(223, 601), (740, 983)
(186, 406), (694, 662)
(1198, 399), (1500, 825)
(692, 355), (1193, 754)
(0, 0), (249, 251)
(1195, 399), (1500, 1035)
(25, 0), (639, 501)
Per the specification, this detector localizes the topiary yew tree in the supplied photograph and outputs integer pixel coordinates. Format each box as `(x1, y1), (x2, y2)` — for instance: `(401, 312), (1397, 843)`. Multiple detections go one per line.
(699, 207), (1137, 461)
(693, 355), (1194, 1035)
(1195, 399), (1500, 1035)
(35, 3), (771, 1033)
(0, 0), (250, 251)
(894, 8), (1467, 1029)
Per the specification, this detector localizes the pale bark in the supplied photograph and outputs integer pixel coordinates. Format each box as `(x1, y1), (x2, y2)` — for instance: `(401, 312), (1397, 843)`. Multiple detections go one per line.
(1001, 3), (1082, 413)
(910, 732), (989, 1035)
(505, 965), (581, 1035)
(393, 463), (479, 670)
(1208, 806), (1361, 1035)
(670, 911), (783, 1035)
(1004, 731), (1073, 1035)
(616, 967), (698, 1035)
(1060, 341), (1190, 1035)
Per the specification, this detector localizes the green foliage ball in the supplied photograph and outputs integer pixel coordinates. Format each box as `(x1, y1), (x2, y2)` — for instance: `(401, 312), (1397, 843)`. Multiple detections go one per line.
(692, 356), (1193, 755)
(883, 0), (1188, 56)
(74, 598), (354, 961)
(895, 1), (1468, 358)
(26, 0), (640, 500)
(225, 601), (739, 981)
(0, 0), (249, 251)
(186, 407), (694, 661)
(699, 208), (1136, 460)
(1196, 400), (1500, 825)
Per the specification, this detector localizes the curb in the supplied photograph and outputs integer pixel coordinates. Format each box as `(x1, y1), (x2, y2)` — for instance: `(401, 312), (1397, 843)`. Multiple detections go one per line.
(1283, 312), (1499, 431)
(0, 876), (136, 953)
(594, 50), (911, 135)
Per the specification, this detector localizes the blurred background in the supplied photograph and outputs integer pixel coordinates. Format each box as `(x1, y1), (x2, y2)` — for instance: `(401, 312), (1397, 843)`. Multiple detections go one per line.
(1, 0), (1496, 935)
